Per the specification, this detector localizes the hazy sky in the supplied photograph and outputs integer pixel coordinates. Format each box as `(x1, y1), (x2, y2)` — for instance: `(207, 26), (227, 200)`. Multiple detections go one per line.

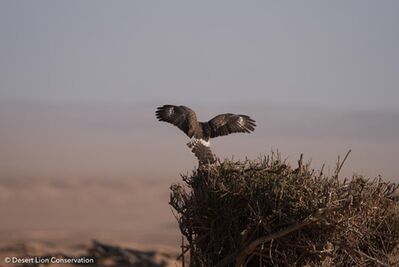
(0, 1), (398, 180)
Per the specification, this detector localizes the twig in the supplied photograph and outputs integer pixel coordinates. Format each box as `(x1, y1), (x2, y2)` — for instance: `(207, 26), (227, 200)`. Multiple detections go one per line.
(356, 250), (390, 267)
(319, 163), (325, 178)
(334, 150), (351, 179)
(181, 236), (185, 267)
(298, 153), (304, 174)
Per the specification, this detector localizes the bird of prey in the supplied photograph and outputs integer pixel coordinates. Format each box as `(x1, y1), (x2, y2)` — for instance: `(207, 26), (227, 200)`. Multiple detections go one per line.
(155, 105), (256, 164)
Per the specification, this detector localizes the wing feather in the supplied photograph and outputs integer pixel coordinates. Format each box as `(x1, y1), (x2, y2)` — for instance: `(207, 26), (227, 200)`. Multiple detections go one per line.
(155, 105), (197, 137)
(208, 113), (256, 138)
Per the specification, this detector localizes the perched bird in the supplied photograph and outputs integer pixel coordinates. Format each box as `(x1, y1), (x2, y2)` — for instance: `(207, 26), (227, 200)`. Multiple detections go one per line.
(155, 105), (256, 164)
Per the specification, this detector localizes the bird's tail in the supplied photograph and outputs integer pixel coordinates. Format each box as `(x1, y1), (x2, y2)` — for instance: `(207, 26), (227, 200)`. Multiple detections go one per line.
(187, 139), (216, 165)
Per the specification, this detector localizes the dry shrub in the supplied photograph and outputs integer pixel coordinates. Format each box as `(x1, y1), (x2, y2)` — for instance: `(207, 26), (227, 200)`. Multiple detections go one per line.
(170, 152), (399, 266)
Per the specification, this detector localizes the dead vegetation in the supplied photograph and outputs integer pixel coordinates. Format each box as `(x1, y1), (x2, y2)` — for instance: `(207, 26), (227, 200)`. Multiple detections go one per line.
(170, 152), (399, 266)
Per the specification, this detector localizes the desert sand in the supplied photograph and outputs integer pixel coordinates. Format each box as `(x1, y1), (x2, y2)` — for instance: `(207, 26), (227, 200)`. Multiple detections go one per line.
(0, 177), (182, 266)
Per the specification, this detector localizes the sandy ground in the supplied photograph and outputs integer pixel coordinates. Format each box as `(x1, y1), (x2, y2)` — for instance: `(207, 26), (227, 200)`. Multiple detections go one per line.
(0, 177), (182, 266)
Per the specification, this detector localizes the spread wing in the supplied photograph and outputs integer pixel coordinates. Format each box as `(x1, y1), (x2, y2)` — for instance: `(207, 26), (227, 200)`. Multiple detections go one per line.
(155, 105), (197, 137)
(207, 113), (256, 138)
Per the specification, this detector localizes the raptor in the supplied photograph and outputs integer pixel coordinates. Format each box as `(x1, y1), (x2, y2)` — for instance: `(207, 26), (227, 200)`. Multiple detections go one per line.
(156, 105), (256, 164)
